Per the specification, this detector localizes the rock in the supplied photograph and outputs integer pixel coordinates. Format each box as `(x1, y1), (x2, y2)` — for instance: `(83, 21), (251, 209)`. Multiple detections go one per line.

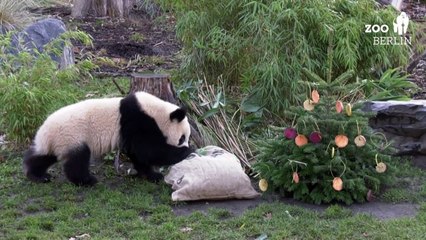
(365, 100), (426, 168)
(365, 100), (426, 138)
(10, 18), (74, 69)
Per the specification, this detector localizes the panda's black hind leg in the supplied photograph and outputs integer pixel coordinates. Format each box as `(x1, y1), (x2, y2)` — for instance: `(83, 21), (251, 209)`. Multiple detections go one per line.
(23, 147), (57, 183)
(63, 144), (98, 186)
(132, 161), (163, 183)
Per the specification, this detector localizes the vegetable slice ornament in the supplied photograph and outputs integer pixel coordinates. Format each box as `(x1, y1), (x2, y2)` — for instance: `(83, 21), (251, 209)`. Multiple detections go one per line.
(335, 134), (349, 148)
(332, 177), (343, 191)
(295, 134), (308, 147)
(284, 116), (298, 139)
(303, 99), (315, 111)
(292, 172), (300, 184)
(284, 127), (297, 139)
(309, 131), (322, 143)
(259, 179), (268, 192)
(311, 90), (320, 103)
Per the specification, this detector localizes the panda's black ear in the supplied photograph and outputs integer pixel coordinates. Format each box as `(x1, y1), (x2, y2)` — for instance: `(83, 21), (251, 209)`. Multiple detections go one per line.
(170, 108), (186, 122)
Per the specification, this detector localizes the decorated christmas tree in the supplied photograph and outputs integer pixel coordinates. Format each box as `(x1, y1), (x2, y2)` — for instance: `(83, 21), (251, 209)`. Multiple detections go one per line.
(255, 68), (395, 205)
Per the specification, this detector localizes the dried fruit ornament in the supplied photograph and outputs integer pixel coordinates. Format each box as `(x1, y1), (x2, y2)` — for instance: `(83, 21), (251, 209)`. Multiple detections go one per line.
(309, 131), (322, 144)
(303, 99), (315, 111)
(259, 179), (268, 192)
(292, 172), (300, 184)
(330, 156), (346, 192)
(295, 134), (308, 147)
(354, 120), (366, 147)
(311, 89), (320, 103)
(345, 103), (352, 116)
(284, 115), (298, 139)
(284, 127), (297, 139)
(375, 154), (387, 173)
(332, 177), (343, 191)
(335, 134), (349, 148)
(336, 100), (344, 113)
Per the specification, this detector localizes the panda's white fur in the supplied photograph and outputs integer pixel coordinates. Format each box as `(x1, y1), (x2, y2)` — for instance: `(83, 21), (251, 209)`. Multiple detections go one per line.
(33, 97), (122, 160)
(24, 92), (192, 186)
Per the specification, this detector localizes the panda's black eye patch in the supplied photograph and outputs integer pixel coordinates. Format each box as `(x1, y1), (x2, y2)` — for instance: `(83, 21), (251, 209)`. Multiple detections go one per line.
(178, 135), (185, 145)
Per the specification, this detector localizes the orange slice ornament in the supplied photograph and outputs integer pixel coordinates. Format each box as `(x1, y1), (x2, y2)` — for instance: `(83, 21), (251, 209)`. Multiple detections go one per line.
(295, 134), (308, 147)
(335, 135), (349, 148)
(332, 177), (343, 191)
(311, 90), (320, 103)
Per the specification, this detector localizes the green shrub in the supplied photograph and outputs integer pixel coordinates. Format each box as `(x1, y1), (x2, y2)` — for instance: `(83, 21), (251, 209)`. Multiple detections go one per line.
(159, 0), (416, 114)
(359, 68), (420, 101)
(0, 31), (93, 145)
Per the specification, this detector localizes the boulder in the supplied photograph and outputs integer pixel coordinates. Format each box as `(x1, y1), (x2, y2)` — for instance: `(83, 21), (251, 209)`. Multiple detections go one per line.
(365, 100), (426, 169)
(10, 18), (74, 69)
(365, 100), (426, 138)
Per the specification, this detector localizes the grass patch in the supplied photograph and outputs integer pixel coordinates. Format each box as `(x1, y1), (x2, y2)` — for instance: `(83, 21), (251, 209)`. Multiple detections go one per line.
(323, 205), (352, 219)
(378, 158), (426, 203)
(1, 152), (426, 239)
(381, 188), (414, 203)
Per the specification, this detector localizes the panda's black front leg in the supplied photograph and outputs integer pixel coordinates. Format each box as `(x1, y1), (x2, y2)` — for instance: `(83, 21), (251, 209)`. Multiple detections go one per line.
(132, 160), (163, 183)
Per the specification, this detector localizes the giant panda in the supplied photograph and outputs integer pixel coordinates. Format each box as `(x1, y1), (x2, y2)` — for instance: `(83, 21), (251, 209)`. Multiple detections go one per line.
(23, 91), (192, 186)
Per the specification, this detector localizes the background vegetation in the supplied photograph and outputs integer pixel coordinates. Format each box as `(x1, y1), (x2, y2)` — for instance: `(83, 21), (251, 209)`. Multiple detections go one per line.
(0, 30), (94, 145)
(159, 0), (415, 114)
(0, 0), (37, 30)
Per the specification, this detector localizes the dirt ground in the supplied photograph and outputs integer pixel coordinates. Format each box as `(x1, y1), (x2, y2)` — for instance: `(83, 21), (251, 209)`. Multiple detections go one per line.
(32, 4), (181, 75)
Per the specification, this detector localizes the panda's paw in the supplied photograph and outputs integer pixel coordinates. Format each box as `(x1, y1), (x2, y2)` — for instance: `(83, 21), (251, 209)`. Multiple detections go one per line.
(146, 172), (164, 183)
(72, 175), (98, 187)
(83, 176), (98, 186)
(27, 173), (52, 183)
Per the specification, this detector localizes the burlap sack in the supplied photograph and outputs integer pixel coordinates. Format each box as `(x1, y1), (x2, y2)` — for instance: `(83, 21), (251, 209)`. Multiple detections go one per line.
(164, 146), (260, 201)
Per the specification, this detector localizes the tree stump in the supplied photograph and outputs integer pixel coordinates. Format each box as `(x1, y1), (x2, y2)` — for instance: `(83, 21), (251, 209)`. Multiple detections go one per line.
(72, 0), (134, 18)
(128, 73), (204, 148)
(129, 73), (177, 104)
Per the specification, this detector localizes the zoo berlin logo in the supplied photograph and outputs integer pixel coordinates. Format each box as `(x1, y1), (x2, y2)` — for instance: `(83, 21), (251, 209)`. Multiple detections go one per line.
(364, 12), (411, 46)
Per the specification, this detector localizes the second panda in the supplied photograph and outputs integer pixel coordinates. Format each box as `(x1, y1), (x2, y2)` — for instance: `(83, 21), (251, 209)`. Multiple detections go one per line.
(23, 91), (193, 186)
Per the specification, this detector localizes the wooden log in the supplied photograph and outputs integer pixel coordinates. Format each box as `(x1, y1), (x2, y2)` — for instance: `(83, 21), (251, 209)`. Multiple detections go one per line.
(129, 73), (204, 148)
